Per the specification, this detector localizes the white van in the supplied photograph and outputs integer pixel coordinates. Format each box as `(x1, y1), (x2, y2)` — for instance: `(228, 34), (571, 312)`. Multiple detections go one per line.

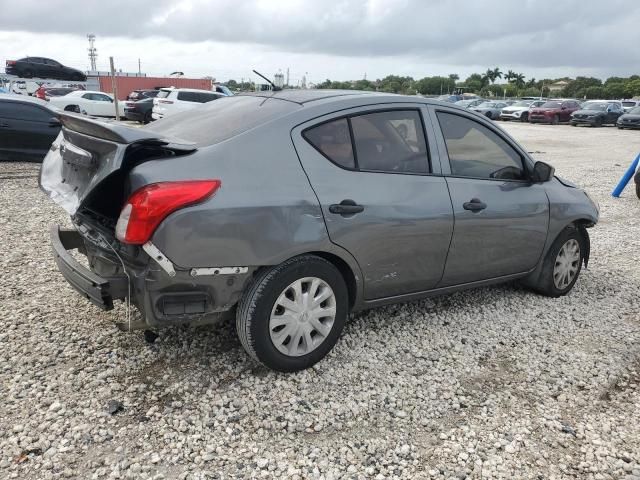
(151, 88), (224, 120)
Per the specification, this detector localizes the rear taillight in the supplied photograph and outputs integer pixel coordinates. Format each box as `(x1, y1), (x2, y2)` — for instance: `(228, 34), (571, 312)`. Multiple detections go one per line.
(115, 180), (221, 245)
(6, 60), (16, 66)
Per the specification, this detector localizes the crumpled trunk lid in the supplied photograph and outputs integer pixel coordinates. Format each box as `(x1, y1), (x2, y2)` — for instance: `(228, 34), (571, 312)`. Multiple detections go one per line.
(40, 113), (195, 215)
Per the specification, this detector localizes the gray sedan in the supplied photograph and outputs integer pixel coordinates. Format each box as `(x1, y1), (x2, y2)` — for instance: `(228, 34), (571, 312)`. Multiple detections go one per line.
(41, 90), (599, 372)
(470, 101), (508, 120)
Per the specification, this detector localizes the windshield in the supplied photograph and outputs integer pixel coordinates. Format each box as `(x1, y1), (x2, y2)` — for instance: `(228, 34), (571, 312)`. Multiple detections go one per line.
(478, 102), (498, 108)
(582, 102), (607, 111)
(629, 107), (640, 115)
(454, 100), (472, 106)
(541, 102), (561, 108)
(512, 101), (532, 107)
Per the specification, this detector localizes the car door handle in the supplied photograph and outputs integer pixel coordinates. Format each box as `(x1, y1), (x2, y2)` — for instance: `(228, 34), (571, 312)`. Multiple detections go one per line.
(463, 198), (487, 212)
(329, 200), (364, 215)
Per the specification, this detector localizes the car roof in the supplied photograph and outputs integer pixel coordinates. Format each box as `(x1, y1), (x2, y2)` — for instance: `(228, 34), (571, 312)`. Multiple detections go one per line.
(67, 90), (109, 96)
(0, 93), (49, 106)
(240, 89), (382, 105)
(160, 88), (216, 93)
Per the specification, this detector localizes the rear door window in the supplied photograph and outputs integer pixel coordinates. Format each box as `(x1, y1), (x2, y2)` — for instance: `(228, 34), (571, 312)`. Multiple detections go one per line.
(0, 102), (51, 122)
(436, 111), (525, 181)
(177, 91), (201, 102)
(350, 110), (429, 174)
(303, 118), (355, 169)
(199, 92), (220, 103)
(157, 89), (172, 99)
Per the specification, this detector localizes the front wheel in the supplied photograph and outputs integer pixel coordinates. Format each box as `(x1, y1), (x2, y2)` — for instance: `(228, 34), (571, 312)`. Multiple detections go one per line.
(594, 117), (603, 127)
(532, 227), (584, 297)
(520, 113), (528, 122)
(236, 255), (348, 372)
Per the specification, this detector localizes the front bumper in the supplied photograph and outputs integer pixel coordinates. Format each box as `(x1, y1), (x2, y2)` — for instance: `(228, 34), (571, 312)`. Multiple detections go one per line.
(529, 114), (553, 123)
(500, 112), (523, 120)
(570, 117), (598, 126)
(618, 120), (640, 129)
(50, 226), (128, 310)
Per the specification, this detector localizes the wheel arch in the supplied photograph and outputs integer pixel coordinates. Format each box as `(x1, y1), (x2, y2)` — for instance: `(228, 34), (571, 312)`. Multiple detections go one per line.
(307, 251), (359, 310)
(572, 219), (592, 268)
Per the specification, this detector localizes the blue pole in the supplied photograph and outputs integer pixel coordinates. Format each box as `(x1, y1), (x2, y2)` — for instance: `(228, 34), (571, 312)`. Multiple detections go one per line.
(612, 152), (640, 198)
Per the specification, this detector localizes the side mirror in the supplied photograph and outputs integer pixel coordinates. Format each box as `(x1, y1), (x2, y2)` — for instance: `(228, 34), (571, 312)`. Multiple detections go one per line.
(532, 161), (555, 183)
(48, 117), (61, 127)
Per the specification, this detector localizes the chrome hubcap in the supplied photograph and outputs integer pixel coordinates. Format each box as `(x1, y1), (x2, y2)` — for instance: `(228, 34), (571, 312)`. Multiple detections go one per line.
(269, 277), (336, 357)
(553, 239), (580, 290)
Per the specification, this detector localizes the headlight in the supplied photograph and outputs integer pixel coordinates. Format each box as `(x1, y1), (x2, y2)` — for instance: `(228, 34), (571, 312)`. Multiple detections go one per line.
(514, 111), (521, 117)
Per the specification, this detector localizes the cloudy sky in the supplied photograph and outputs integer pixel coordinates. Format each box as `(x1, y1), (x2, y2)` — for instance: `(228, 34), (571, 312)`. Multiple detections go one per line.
(1, 0), (639, 84)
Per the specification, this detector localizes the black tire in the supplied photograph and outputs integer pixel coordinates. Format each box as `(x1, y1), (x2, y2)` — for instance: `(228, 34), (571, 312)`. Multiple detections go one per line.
(532, 226), (584, 297)
(236, 255), (348, 372)
(64, 105), (81, 113)
(520, 112), (528, 122)
(551, 115), (559, 125)
(143, 111), (152, 124)
(22, 69), (34, 78)
(571, 123), (577, 127)
(636, 182), (640, 200)
(485, 111), (493, 119)
(594, 117), (603, 127)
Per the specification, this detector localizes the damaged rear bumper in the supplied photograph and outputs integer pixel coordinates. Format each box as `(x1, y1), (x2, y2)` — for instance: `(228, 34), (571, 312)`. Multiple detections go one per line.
(50, 224), (254, 329)
(51, 226), (128, 310)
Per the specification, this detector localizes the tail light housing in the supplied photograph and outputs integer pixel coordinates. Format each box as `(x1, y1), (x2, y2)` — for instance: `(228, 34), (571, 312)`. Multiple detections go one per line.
(6, 60), (16, 66)
(115, 180), (221, 245)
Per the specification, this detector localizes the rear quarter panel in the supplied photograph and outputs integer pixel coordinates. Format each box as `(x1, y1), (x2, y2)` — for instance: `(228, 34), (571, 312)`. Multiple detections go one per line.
(133, 125), (339, 269)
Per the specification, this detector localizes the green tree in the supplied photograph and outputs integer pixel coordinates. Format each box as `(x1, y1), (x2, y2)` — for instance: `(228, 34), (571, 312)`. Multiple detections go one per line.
(562, 77), (602, 97)
(624, 79), (640, 98)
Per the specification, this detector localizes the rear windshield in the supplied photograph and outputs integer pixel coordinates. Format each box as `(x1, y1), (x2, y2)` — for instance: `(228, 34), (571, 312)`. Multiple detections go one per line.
(157, 89), (172, 98)
(145, 95), (301, 146)
(622, 102), (635, 107)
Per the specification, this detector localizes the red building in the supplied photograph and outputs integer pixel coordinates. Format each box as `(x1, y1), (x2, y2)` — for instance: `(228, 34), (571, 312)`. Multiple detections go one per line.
(95, 75), (213, 100)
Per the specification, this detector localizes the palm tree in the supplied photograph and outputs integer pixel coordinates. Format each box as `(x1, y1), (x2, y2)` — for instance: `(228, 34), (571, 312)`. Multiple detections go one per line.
(505, 70), (516, 83)
(491, 67), (503, 83)
(514, 73), (526, 89)
(526, 77), (536, 88)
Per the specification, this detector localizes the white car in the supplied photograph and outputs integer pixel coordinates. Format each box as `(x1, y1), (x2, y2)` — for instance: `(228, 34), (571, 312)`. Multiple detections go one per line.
(500, 100), (546, 122)
(622, 100), (640, 113)
(152, 88), (225, 120)
(48, 90), (125, 117)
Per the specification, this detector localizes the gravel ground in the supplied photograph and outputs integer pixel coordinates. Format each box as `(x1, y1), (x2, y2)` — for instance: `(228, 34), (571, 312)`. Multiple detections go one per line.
(1, 123), (639, 480)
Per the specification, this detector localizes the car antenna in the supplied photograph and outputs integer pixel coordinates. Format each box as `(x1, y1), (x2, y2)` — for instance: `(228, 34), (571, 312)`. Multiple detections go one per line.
(252, 69), (281, 92)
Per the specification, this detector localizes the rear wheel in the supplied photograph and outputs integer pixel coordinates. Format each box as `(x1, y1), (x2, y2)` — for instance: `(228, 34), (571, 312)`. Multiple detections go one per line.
(551, 115), (559, 125)
(594, 117), (603, 127)
(520, 112), (529, 122)
(531, 226), (584, 297)
(64, 105), (81, 113)
(143, 111), (152, 124)
(485, 111), (493, 119)
(236, 255), (348, 372)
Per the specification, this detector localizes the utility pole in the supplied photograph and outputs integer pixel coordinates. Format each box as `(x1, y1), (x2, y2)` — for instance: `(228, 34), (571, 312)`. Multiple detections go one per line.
(109, 56), (120, 121)
(87, 34), (97, 71)
(286, 68), (290, 87)
(138, 58), (141, 76)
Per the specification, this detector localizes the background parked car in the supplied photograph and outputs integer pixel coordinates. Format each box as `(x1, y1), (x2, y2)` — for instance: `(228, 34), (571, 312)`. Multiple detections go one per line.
(570, 101), (624, 127)
(127, 89), (160, 101)
(34, 86), (77, 101)
(124, 97), (154, 124)
(454, 98), (485, 109)
(617, 106), (640, 129)
(5, 57), (86, 81)
(500, 100), (546, 122)
(529, 100), (581, 124)
(48, 90), (125, 117)
(470, 101), (508, 119)
(0, 93), (60, 162)
(621, 100), (640, 112)
(151, 88), (225, 120)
